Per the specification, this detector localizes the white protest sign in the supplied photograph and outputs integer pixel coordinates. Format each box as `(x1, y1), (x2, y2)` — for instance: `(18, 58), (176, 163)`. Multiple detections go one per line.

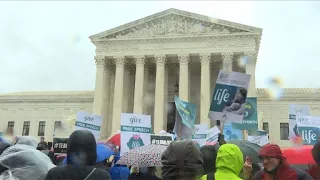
(208, 70), (251, 123)
(192, 124), (208, 147)
(120, 113), (151, 155)
(248, 135), (269, 147)
(288, 105), (310, 139)
(296, 116), (320, 145)
(75, 111), (102, 140)
(206, 126), (220, 143)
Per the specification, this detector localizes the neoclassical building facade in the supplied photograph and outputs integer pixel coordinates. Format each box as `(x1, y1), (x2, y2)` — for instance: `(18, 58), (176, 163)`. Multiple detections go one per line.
(0, 9), (319, 148)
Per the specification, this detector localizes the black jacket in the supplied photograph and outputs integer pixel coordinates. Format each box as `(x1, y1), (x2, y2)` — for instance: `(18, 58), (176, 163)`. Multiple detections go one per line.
(45, 130), (111, 180)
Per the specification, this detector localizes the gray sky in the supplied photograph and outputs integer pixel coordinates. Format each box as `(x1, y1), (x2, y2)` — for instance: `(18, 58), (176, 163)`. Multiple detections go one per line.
(1, 1), (319, 93)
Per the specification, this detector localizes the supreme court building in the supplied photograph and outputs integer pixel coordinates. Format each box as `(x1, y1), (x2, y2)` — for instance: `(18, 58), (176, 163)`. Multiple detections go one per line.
(1, 9), (320, 148)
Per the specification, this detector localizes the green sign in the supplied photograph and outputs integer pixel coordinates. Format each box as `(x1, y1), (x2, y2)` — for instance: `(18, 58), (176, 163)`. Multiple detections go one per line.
(232, 97), (258, 130)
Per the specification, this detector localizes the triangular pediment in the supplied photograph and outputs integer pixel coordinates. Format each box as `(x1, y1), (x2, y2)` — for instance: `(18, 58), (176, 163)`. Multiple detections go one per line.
(90, 8), (262, 40)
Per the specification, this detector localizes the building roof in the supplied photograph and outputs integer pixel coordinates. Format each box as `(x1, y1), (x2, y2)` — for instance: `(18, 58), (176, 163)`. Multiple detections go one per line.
(0, 88), (319, 97)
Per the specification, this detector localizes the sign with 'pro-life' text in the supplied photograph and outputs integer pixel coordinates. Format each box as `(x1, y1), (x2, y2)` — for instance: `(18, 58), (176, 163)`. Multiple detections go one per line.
(120, 113), (151, 155)
(296, 116), (320, 145)
(288, 105), (310, 139)
(208, 70), (251, 123)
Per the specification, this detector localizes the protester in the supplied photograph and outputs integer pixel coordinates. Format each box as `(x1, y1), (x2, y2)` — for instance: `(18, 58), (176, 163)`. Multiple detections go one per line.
(38, 136), (48, 148)
(215, 143), (244, 180)
(108, 152), (130, 180)
(161, 140), (204, 180)
(37, 141), (55, 163)
(45, 130), (111, 180)
(308, 141), (320, 179)
(200, 145), (219, 180)
(252, 144), (313, 180)
(0, 136), (55, 180)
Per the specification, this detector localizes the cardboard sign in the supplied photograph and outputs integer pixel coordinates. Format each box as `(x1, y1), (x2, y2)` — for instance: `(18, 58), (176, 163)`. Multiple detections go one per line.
(150, 135), (173, 146)
(53, 138), (68, 153)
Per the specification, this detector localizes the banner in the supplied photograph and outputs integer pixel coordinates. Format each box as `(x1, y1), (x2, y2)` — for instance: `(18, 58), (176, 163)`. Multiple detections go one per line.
(192, 124), (208, 147)
(53, 138), (68, 154)
(206, 126), (220, 143)
(232, 97), (258, 130)
(75, 111), (102, 140)
(208, 70), (251, 123)
(296, 116), (320, 145)
(120, 113), (151, 155)
(248, 135), (269, 147)
(223, 122), (243, 141)
(289, 105), (310, 139)
(173, 96), (197, 140)
(150, 135), (173, 146)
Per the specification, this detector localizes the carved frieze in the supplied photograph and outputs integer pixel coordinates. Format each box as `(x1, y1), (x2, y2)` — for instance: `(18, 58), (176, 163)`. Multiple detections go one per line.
(95, 35), (256, 53)
(103, 14), (247, 39)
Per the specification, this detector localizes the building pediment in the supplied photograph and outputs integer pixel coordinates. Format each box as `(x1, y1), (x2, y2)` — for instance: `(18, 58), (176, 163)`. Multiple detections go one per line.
(90, 8), (262, 41)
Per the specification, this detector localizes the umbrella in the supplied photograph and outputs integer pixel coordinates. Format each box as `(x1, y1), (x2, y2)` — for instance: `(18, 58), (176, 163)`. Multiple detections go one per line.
(96, 143), (116, 163)
(116, 144), (168, 167)
(282, 146), (315, 164)
(107, 133), (120, 147)
(62, 143), (115, 164)
(227, 140), (262, 164)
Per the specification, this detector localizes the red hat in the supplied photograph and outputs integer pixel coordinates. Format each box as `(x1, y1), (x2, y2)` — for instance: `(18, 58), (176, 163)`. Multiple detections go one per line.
(259, 144), (284, 159)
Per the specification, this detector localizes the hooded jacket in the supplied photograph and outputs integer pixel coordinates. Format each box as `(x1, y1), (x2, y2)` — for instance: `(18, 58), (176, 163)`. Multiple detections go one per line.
(45, 130), (111, 180)
(200, 145), (219, 180)
(0, 136), (55, 180)
(215, 144), (243, 180)
(161, 141), (204, 180)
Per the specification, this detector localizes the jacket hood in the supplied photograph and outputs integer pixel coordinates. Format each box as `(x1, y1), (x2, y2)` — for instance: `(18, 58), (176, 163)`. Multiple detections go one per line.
(14, 136), (38, 148)
(67, 130), (97, 165)
(215, 144), (243, 177)
(200, 145), (219, 174)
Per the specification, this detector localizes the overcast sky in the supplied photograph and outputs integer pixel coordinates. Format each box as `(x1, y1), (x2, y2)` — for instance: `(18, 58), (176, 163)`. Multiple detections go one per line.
(0, 1), (319, 93)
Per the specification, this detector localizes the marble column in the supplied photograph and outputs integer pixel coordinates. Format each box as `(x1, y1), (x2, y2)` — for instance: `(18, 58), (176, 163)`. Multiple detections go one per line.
(133, 55), (146, 114)
(200, 53), (211, 126)
(178, 53), (190, 101)
(244, 52), (257, 97)
(163, 64), (169, 130)
(221, 52), (234, 72)
(111, 56), (125, 134)
(100, 62), (112, 139)
(154, 54), (166, 134)
(143, 66), (149, 115)
(93, 56), (106, 115)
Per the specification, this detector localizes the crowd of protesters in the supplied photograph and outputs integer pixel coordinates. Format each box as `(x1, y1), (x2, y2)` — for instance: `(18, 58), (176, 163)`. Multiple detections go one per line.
(0, 130), (318, 180)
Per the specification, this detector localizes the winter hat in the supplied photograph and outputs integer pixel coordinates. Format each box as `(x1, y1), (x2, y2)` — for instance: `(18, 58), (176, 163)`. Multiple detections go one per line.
(259, 144), (284, 159)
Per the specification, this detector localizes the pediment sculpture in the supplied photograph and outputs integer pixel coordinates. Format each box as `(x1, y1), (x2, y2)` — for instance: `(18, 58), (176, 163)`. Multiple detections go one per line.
(103, 14), (248, 39)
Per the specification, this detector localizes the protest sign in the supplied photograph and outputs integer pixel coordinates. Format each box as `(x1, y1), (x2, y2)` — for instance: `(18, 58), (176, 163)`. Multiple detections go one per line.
(75, 111), (102, 140)
(192, 124), (208, 147)
(296, 116), (320, 145)
(289, 105), (310, 139)
(223, 122), (243, 141)
(248, 135), (269, 147)
(120, 113), (151, 155)
(206, 126), (220, 143)
(248, 130), (266, 136)
(208, 70), (251, 123)
(150, 135), (173, 146)
(173, 96), (197, 140)
(232, 97), (258, 130)
(53, 138), (68, 154)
